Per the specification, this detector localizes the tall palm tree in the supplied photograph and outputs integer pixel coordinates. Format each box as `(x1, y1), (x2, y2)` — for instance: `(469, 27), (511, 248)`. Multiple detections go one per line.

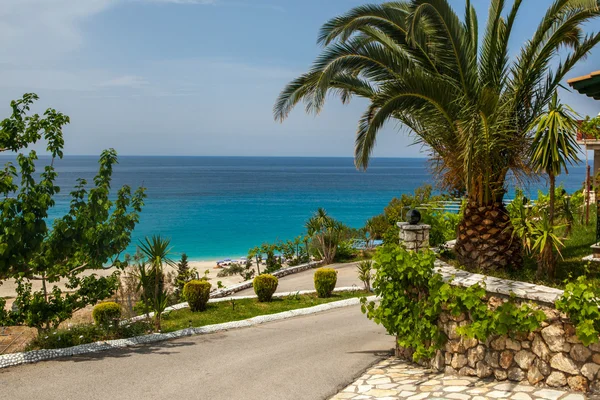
(274, 0), (600, 271)
(530, 91), (580, 278)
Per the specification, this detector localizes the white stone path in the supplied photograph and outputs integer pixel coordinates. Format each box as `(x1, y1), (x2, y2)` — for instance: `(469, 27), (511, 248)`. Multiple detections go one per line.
(331, 358), (597, 400)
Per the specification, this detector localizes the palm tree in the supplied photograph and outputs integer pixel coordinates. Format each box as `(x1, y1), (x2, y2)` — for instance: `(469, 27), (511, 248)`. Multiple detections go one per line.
(139, 235), (176, 331)
(529, 91), (580, 278)
(274, 0), (600, 271)
(305, 208), (345, 264)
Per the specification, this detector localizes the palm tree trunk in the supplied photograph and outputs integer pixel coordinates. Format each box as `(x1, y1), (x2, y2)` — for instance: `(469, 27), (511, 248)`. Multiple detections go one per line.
(455, 201), (523, 270)
(538, 174), (556, 279)
(549, 174), (556, 231)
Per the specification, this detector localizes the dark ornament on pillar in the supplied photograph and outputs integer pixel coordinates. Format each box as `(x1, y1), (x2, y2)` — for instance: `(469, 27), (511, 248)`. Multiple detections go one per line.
(406, 209), (421, 225)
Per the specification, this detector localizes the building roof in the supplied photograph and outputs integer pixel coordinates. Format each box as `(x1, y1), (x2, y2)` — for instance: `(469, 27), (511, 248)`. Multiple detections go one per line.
(568, 71), (600, 100)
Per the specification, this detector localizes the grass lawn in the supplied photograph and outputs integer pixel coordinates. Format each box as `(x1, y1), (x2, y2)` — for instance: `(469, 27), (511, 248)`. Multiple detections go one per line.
(25, 290), (369, 352)
(161, 290), (368, 333)
(448, 220), (600, 289)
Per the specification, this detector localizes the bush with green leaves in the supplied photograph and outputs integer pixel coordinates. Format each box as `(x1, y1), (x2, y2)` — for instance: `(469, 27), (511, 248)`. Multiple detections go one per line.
(444, 285), (546, 341)
(362, 244), (546, 362)
(422, 211), (461, 247)
(183, 280), (212, 312)
(556, 276), (600, 345)
(362, 245), (446, 360)
(335, 240), (358, 262)
(314, 267), (337, 298)
(253, 274), (278, 302)
(92, 302), (122, 327)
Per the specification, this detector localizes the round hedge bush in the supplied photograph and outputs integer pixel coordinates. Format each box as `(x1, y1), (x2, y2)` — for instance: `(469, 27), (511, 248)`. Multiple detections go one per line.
(314, 267), (337, 298)
(253, 274), (278, 302)
(183, 280), (212, 311)
(92, 302), (122, 326)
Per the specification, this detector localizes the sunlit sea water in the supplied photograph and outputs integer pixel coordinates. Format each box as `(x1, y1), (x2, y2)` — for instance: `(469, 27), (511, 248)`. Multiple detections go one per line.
(1, 156), (587, 260)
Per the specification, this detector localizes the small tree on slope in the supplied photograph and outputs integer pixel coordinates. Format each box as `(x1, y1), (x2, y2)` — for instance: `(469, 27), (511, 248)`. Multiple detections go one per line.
(0, 94), (146, 333)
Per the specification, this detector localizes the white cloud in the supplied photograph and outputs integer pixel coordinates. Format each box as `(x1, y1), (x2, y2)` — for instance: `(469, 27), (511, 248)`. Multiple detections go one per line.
(98, 75), (149, 88)
(0, 0), (115, 63)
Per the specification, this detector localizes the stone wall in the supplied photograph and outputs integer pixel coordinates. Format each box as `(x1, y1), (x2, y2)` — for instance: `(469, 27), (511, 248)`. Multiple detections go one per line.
(420, 298), (600, 393)
(393, 260), (600, 393)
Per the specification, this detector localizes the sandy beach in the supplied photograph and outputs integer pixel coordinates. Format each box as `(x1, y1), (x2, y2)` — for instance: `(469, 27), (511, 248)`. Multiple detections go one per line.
(0, 260), (253, 308)
(0, 260), (255, 353)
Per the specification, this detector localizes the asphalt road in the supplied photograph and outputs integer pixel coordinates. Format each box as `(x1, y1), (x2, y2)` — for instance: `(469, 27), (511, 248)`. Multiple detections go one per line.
(233, 261), (366, 296)
(0, 304), (392, 400)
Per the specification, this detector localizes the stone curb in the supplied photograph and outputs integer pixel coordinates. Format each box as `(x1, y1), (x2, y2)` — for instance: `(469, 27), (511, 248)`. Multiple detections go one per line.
(434, 260), (564, 305)
(0, 292), (373, 370)
(209, 260), (323, 299)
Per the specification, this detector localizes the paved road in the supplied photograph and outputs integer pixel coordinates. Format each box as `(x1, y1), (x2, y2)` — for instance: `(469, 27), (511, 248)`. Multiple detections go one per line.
(234, 261), (365, 296)
(0, 305), (392, 400)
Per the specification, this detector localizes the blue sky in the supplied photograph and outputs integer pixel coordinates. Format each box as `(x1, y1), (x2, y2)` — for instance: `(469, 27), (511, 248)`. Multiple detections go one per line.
(1, 0), (599, 157)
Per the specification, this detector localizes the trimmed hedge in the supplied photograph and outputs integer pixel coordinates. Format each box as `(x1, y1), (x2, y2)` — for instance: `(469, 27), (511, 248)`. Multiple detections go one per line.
(314, 268), (337, 298)
(92, 302), (122, 326)
(253, 274), (278, 302)
(183, 280), (212, 311)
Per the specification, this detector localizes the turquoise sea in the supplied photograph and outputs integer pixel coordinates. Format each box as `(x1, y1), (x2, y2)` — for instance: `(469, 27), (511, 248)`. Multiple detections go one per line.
(1, 156), (588, 260)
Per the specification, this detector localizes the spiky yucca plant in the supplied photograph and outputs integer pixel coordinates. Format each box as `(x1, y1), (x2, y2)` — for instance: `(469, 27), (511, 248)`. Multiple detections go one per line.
(139, 235), (176, 331)
(274, 0), (600, 270)
(530, 92), (580, 278)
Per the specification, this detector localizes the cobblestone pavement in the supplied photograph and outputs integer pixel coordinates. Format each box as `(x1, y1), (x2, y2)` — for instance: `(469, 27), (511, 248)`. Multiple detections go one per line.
(332, 358), (597, 400)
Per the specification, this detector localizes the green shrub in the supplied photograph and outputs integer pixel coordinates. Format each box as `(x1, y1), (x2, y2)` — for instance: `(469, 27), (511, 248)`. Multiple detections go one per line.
(183, 280), (212, 312)
(362, 244), (546, 362)
(92, 302), (122, 326)
(335, 240), (358, 262)
(28, 321), (151, 350)
(253, 274), (278, 302)
(556, 276), (600, 345)
(314, 267), (337, 298)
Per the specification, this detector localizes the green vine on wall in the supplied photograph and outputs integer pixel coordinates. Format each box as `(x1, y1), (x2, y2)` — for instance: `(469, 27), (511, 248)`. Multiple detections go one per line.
(556, 276), (600, 346)
(362, 245), (546, 361)
(361, 245), (446, 360)
(451, 288), (546, 341)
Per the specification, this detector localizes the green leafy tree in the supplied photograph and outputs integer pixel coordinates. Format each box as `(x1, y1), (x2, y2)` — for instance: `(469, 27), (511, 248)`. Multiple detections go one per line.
(278, 239), (296, 263)
(274, 0), (600, 271)
(138, 235), (175, 331)
(0, 94), (145, 332)
(529, 92), (580, 278)
(173, 253), (196, 300)
(261, 242), (282, 273)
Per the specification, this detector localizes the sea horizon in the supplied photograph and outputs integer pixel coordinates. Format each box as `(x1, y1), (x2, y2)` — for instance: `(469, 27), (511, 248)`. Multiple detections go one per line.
(0, 155), (589, 261)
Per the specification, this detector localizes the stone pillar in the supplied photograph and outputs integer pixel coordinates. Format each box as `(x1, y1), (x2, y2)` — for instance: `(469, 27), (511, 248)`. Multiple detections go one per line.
(397, 222), (431, 251)
(395, 221), (432, 359)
